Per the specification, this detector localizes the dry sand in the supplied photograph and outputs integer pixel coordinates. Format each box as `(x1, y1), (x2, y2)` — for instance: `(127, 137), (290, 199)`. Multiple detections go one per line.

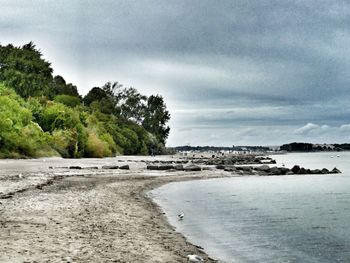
(0, 157), (231, 262)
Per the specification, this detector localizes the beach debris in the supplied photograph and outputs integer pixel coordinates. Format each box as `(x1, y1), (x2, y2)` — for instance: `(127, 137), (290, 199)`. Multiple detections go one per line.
(69, 166), (82, 169)
(183, 164), (201, 171)
(178, 212), (184, 220)
(119, 165), (130, 170)
(102, 165), (119, 169)
(330, 167), (341, 174)
(186, 254), (204, 262)
(147, 165), (175, 170)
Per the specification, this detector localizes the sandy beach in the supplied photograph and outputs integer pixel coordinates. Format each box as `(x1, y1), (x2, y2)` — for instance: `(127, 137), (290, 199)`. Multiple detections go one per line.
(0, 156), (231, 263)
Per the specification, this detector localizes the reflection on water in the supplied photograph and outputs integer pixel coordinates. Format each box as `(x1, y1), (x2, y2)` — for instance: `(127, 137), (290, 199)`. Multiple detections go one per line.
(151, 152), (350, 263)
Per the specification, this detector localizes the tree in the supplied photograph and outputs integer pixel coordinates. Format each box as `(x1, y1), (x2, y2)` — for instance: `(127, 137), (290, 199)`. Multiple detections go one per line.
(119, 87), (147, 123)
(83, 87), (108, 106)
(54, 94), (81, 108)
(0, 42), (53, 98)
(142, 95), (170, 145)
(52, 75), (80, 97)
(83, 87), (115, 114)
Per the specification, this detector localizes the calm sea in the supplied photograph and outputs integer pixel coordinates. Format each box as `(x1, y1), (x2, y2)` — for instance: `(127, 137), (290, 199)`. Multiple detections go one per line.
(150, 152), (350, 263)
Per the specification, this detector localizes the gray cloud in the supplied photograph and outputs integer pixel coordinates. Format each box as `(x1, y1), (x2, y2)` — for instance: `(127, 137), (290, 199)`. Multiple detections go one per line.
(2, 0), (350, 146)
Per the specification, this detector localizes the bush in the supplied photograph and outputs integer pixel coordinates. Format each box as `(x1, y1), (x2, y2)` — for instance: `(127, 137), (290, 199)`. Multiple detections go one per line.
(54, 94), (81, 108)
(39, 102), (81, 132)
(85, 131), (113, 158)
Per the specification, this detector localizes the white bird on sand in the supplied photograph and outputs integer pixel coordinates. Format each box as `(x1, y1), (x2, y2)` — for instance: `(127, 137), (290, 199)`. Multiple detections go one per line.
(337, 154), (340, 157)
(187, 254), (204, 262)
(18, 173), (23, 179)
(178, 212), (185, 220)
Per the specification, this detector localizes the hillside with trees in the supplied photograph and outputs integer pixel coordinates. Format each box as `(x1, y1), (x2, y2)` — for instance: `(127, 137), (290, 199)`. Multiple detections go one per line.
(0, 42), (170, 158)
(280, 142), (350, 152)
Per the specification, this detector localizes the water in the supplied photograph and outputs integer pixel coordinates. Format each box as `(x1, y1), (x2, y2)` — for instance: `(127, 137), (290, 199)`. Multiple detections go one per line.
(150, 152), (350, 263)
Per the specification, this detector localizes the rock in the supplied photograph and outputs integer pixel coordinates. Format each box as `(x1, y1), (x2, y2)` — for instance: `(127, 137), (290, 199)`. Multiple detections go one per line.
(158, 165), (175, 170)
(102, 165), (119, 169)
(310, 169), (321, 174)
(291, 165), (300, 174)
(321, 168), (329, 174)
(69, 166), (82, 169)
(215, 165), (225, 170)
(298, 168), (307, 174)
(202, 166), (215, 171)
(278, 167), (290, 175)
(255, 165), (271, 172)
(146, 165), (158, 170)
(269, 166), (281, 175)
(147, 165), (175, 170)
(183, 164), (202, 171)
(330, 167), (341, 174)
(119, 165), (130, 170)
(224, 166), (236, 172)
(174, 165), (184, 170)
(236, 166), (253, 172)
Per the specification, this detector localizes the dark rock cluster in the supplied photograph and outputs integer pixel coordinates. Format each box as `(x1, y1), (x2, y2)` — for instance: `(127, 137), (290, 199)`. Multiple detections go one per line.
(146, 164), (201, 171)
(205, 155), (276, 166)
(216, 164), (341, 176)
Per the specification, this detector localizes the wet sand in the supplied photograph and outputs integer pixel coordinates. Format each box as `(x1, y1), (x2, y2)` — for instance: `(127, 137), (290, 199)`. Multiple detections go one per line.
(0, 157), (230, 262)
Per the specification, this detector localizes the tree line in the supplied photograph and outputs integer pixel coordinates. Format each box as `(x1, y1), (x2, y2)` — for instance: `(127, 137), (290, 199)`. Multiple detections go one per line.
(0, 42), (170, 158)
(280, 142), (350, 152)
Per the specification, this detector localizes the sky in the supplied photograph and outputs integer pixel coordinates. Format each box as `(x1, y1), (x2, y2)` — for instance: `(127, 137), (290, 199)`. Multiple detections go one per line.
(1, 0), (350, 146)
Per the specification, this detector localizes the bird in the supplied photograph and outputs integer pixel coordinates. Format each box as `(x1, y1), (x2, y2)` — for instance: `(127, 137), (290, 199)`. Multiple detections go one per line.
(186, 254), (204, 262)
(178, 212), (184, 220)
(18, 173), (23, 179)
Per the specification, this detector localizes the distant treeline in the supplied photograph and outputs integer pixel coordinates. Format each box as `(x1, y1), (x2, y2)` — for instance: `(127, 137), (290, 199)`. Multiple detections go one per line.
(280, 142), (350, 152)
(174, 145), (270, 152)
(0, 42), (170, 158)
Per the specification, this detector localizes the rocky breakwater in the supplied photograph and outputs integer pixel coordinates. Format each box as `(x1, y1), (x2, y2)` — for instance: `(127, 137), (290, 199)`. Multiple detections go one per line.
(205, 154), (276, 166)
(146, 163), (202, 172)
(216, 164), (342, 176)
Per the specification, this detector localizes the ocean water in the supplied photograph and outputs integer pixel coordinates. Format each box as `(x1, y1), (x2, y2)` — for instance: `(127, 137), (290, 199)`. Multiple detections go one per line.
(150, 152), (350, 263)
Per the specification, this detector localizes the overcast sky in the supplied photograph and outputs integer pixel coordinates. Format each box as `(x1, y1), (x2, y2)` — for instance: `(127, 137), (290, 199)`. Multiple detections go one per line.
(2, 0), (350, 146)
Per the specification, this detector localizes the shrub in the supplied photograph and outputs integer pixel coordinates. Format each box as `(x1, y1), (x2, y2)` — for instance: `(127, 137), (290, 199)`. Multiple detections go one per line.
(54, 94), (81, 108)
(85, 131), (112, 158)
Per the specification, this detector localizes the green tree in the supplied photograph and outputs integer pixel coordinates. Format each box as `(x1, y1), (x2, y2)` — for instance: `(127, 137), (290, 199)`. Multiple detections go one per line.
(0, 42), (53, 98)
(0, 85), (54, 157)
(83, 87), (108, 106)
(52, 75), (80, 98)
(119, 87), (147, 123)
(54, 94), (81, 108)
(142, 95), (170, 145)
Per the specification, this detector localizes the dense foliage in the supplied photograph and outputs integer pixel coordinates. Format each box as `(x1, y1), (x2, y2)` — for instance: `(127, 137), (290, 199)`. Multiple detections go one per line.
(0, 42), (170, 158)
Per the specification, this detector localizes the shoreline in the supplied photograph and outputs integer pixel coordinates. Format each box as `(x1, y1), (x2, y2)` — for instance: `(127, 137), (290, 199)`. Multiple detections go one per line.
(138, 171), (231, 262)
(0, 158), (230, 262)
(0, 155), (341, 262)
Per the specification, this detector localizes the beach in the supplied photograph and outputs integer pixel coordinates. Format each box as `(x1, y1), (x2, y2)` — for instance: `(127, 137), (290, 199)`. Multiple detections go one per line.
(0, 156), (228, 263)
(0, 154), (341, 262)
